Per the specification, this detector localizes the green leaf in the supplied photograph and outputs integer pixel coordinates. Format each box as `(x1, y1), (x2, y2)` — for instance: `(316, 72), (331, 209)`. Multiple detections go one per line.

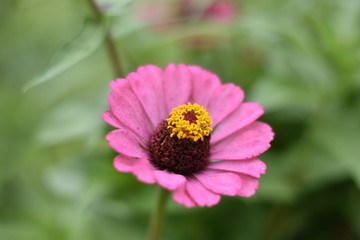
(23, 19), (106, 92)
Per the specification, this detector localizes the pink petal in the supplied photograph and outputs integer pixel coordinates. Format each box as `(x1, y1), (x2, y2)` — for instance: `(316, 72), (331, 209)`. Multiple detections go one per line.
(108, 79), (153, 140)
(210, 122), (274, 160)
(211, 102), (264, 143)
(113, 155), (138, 172)
(187, 65), (221, 107)
(106, 129), (148, 158)
(113, 156), (156, 184)
(102, 111), (122, 128)
(207, 83), (244, 126)
(194, 170), (241, 196)
(128, 65), (167, 128)
(207, 158), (266, 178)
(153, 170), (186, 190)
(172, 184), (196, 208)
(237, 175), (260, 197)
(186, 178), (221, 207)
(163, 64), (192, 112)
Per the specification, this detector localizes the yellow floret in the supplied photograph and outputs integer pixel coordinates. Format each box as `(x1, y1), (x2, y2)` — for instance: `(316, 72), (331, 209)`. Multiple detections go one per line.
(167, 102), (213, 142)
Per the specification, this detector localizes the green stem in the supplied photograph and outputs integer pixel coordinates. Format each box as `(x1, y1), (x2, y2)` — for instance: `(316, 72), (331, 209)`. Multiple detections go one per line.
(148, 188), (170, 240)
(87, 0), (123, 78)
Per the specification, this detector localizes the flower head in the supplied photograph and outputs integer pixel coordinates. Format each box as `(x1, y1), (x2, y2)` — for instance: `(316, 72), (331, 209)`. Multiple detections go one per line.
(103, 64), (274, 207)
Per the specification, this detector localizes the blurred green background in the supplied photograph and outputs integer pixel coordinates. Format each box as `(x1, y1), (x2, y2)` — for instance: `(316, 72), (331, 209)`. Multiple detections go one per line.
(1, 0), (360, 239)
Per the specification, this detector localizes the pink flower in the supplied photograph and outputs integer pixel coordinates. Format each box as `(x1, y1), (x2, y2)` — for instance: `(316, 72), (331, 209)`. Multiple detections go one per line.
(135, 0), (238, 30)
(203, 0), (238, 22)
(103, 64), (274, 207)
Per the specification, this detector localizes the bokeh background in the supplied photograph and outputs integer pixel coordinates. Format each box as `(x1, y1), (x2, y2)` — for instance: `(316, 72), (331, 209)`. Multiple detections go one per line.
(1, 0), (360, 239)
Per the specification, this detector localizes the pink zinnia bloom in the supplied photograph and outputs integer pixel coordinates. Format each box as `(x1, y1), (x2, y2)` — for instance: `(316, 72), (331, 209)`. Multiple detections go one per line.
(103, 64), (274, 207)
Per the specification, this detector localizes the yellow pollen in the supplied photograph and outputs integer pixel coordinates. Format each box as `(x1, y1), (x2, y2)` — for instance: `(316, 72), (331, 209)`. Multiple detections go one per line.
(167, 102), (213, 142)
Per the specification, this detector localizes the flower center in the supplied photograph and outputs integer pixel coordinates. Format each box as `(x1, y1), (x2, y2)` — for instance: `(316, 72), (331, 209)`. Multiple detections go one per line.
(149, 103), (212, 175)
(167, 102), (212, 142)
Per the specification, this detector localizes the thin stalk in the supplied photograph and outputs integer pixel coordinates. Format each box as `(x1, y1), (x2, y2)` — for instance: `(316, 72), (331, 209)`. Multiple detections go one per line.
(148, 188), (170, 240)
(87, 0), (123, 77)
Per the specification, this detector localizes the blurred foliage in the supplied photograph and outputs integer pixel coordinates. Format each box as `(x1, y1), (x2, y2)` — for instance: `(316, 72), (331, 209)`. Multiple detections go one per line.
(1, 0), (360, 239)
